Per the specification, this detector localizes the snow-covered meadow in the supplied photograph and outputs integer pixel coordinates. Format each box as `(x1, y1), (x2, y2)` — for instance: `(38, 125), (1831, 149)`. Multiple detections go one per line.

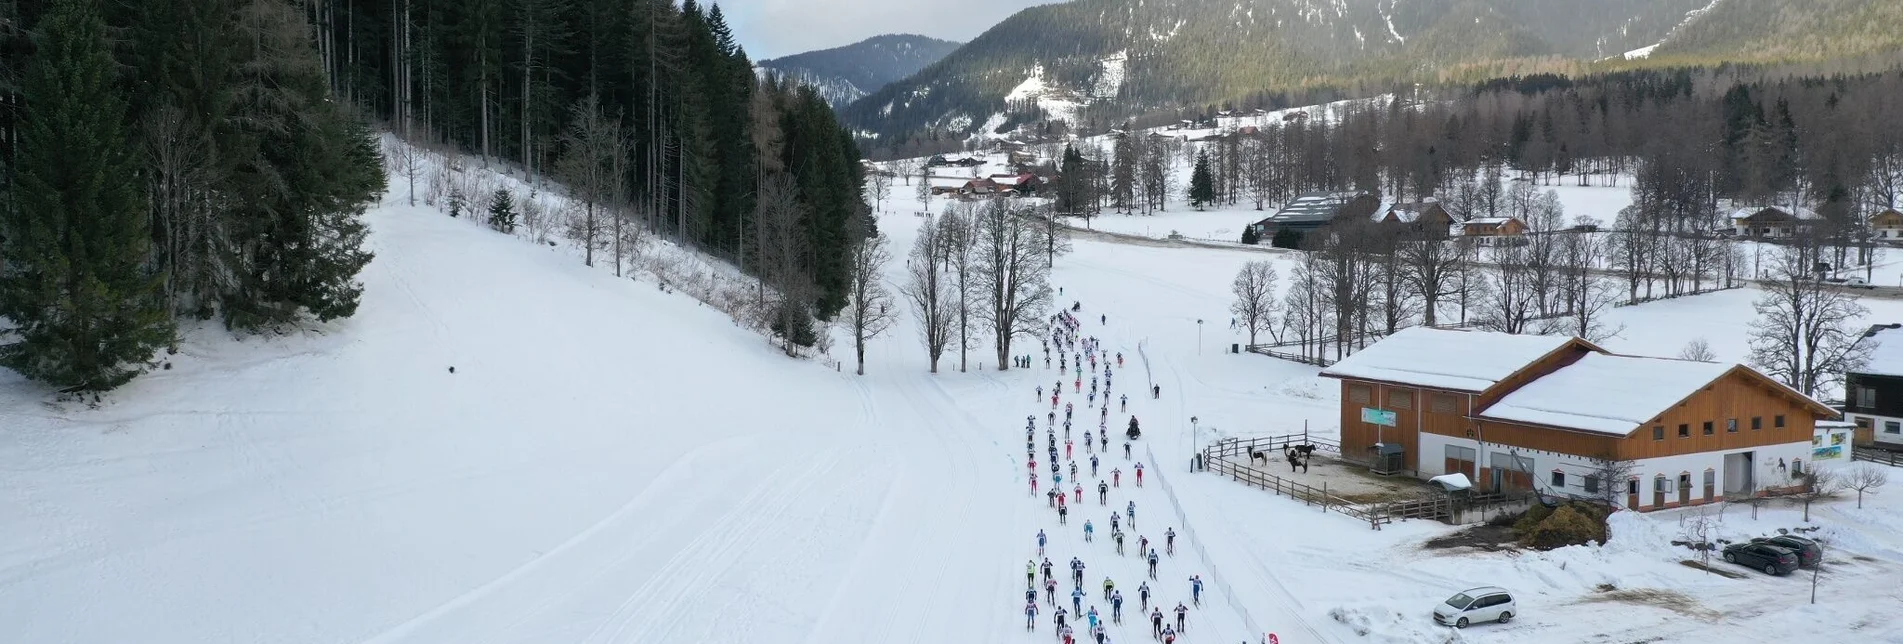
(3, 133), (1902, 644)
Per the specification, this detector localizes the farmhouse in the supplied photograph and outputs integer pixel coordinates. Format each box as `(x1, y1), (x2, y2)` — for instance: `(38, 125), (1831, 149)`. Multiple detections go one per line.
(1320, 328), (1835, 511)
(1843, 323), (1903, 449)
(1731, 205), (1821, 238)
(1248, 192), (1364, 239)
(1870, 208), (1903, 240)
(1458, 217), (1527, 243)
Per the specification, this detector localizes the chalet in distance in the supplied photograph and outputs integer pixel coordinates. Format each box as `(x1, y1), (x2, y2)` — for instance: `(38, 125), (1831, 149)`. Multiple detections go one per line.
(1870, 208), (1903, 240)
(1320, 328), (1836, 511)
(1248, 193), (1516, 245)
(1731, 205), (1821, 238)
(1844, 323), (1903, 449)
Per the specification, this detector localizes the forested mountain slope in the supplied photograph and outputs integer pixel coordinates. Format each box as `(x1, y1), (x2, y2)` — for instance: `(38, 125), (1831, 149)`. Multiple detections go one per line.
(757, 34), (962, 107)
(845, 0), (1903, 143)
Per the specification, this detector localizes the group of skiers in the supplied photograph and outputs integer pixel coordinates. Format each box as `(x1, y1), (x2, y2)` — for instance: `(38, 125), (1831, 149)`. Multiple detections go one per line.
(1024, 300), (1205, 644)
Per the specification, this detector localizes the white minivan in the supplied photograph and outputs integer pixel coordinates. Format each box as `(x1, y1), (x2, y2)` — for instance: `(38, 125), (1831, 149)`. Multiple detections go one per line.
(1432, 586), (1516, 628)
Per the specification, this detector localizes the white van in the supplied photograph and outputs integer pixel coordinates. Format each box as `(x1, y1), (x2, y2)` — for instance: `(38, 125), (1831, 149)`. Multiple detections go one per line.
(1432, 587), (1516, 628)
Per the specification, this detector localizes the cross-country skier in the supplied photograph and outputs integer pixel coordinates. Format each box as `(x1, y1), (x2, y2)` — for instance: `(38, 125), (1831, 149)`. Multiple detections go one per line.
(1066, 403), (1074, 421)
(1048, 489), (1057, 507)
(1147, 550), (1160, 579)
(1074, 484), (1083, 503)
(1189, 575), (1203, 606)
(1031, 472), (1039, 495)
(1100, 427), (1108, 447)
(1112, 468), (1122, 487)
(1066, 440), (1074, 460)
(1083, 520), (1094, 542)
(1102, 576), (1115, 601)
(1150, 608), (1164, 639)
(1165, 528), (1176, 555)
(1092, 455), (1102, 478)
(1071, 557), (1085, 586)
(1061, 624), (1074, 644)
(1072, 586), (1085, 613)
(1071, 463), (1079, 481)
(1027, 560), (1038, 586)
(1037, 529), (1048, 554)
(1055, 606), (1069, 631)
(1117, 352), (1123, 367)
(1088, 392), (1096, 407)
(1113, 530), (1125, 555)
(1047, 577), (1058, 604)
(1138, 581), (1151, 610)
(1049, 411), (1057, 426)
(1128, 501), (1137, 527)
(1026, 601), (1038, 630)
(1093, 623), (1106, 644)
(1059, 504), (1069, 525)
(1098, 480), (1109, 504)
(1088, 606), (1101, 630)
(1043, 558), (1054, 582)
(1076, 378), (1082, 393)
(1162, 625), (1176, 644)
(1084, 431), (1094, 452)
(1026, 586), (1038, 605)
(1174, 602), (1189, 631)
(1124, 442), (1132, 459)
(1120, 395), (1127, 412)
(1135, 462), (1145, 487)
(1110, 512), (1121, 531)
(1110, 590), (1124, 623)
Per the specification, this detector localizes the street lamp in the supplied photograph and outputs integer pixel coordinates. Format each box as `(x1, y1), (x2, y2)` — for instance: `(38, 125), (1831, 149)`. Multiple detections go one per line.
(1192, 416), (1201, 471)
(1197, 319), (1204, 355)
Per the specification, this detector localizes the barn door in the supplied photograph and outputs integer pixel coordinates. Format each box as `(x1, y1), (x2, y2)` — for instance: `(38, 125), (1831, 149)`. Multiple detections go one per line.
(1678, 473), (1691, 506)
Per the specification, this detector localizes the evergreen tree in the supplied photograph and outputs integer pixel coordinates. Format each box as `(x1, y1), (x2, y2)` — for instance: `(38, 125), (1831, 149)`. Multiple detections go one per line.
(0, 0), (173, 390)
(1189, 149), (1216, 210)
(488, 188), (518, 233)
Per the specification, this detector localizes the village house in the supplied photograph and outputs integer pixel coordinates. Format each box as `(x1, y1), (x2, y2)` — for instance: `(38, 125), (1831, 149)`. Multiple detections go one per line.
(1731, 205), (1821, 238)
(927, 176), (973, 196)
(1320, 328), (1835, 511)
(1248, 192), (1365, 241)
(1870, 208), (1903, 240)
(1458, 217), (1528, 244)
(1842, 323), (1903, 449)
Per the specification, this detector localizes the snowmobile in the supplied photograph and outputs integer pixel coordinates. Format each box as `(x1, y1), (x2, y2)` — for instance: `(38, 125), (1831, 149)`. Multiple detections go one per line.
(1125, 417), (1141, 440)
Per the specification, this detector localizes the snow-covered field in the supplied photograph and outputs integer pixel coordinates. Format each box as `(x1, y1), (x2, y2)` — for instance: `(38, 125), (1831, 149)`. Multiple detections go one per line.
(5, 143), (1903, 644)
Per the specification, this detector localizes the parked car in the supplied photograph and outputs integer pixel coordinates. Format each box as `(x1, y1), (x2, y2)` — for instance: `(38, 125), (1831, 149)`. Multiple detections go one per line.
(1751, 535), (1822, 567)
(1433, 587), (1516, 628)
(1845, 276), (1878, 289)
(1723, 542), (1800, 575)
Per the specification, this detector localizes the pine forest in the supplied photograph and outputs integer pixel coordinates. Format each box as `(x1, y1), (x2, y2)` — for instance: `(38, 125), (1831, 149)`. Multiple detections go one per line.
(0, 0), (869, 391)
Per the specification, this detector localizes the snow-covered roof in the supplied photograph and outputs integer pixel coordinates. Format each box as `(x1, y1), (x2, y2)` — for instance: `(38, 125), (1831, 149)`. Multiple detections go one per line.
(1852, 324), (1903, 378)
(1365, 200), (1396, 223)
(1731, 206), (1822, 221)
(1271, 192), (1360, 224)
(1464, 217), (1516, 226)
(1480, 353), (1734, 436)
(990, 175), (1022, 186)
(1429, 473), (1473, 490)
(928, 176), (971, 190)
(1319, 327), (1575, 392)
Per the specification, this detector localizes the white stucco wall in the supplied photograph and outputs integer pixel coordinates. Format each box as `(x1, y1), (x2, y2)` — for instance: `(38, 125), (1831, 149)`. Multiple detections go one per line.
(1843, 413), (1903, 448)
(1811, 424), (1855, 470)
(1415, 431), (1811, 510)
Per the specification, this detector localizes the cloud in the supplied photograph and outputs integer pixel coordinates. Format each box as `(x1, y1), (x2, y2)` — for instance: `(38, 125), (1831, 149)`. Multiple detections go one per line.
(724, 0), (1051, 60)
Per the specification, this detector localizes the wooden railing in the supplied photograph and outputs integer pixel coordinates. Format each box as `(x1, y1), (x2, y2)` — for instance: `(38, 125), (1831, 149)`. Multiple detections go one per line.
(1852, 447), (1903, 468)
(1203, 456), (1389, 529)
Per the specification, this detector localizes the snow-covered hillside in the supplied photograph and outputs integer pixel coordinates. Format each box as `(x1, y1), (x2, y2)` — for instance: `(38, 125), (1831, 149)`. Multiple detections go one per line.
(6, 137), (1903, 644)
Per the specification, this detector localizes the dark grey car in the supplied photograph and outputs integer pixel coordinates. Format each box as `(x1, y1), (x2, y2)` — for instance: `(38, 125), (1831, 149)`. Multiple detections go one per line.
(1723, 542), (1800, 576)
(1752, 535), (1822, 568)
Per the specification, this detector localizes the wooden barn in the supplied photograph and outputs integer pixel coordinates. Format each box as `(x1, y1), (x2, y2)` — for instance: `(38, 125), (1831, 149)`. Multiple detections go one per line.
(1320, 328), (1836, 511)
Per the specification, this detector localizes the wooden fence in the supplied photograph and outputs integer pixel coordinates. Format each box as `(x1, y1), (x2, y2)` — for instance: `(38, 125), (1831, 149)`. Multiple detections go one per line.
(1852, 446), (1903, 468)
(1203, 456), (1390, 529)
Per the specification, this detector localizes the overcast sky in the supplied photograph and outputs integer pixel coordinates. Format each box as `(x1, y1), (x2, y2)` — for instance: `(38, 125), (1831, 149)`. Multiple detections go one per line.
(725, 0), (1054, 61)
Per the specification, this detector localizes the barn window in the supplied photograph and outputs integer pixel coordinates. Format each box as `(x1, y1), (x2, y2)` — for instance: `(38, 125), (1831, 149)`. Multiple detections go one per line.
(1389, 389), (1414, 410)
(1627, 478), (1639, 494)
(1792, 459), (1805, 476)
(1584, 475), (1599, 493)
(1551, 471), (1565, 487)
(1432, 394), (1457, 413)
(1703, 421), (1715, 434)
(1653, 425), (1664, 440)
(1349, 385), (1370, 404)
(1727, 418), (1739, 432)
(1677, 424), (1689, 438)
(1752, 416), (1762, 430)
(1775, 415), (1786, 428)
(1887, 421), (1900, 435)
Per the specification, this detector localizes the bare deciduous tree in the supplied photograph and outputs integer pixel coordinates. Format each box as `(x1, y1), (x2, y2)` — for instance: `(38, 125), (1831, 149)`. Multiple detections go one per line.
(867, 169), (893, 212)
(1680, 338), (1718, 362)
(1587, 456), (1638, 509)
(973, 198), (1052, 371)
(1748, 241), (1873, 396)
(557, 94), (626, 269)
(1844, 464), (1889, 509)
(844, 220), (897, 375)
(387, 137), (428, 207)
(1230, 261), (1280, 345)
(756, 174), (816, 356)
(903, 212), (954, 372)
(939, 205), (979, 372)
(1790, 468), (1842, 522)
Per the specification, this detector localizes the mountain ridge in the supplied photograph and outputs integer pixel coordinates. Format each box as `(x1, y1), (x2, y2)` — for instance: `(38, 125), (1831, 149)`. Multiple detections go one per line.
(756, 34), (962, 108)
